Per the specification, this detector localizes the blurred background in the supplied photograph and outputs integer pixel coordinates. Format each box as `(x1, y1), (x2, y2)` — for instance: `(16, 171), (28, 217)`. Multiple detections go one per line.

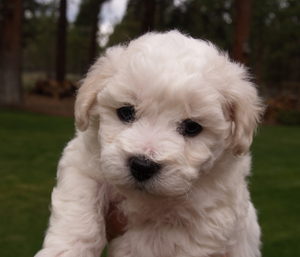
(0, 0), (299, 257)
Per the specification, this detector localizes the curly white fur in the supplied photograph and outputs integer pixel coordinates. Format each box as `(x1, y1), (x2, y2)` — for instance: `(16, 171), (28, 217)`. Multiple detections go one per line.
(35, 31), (264, 257)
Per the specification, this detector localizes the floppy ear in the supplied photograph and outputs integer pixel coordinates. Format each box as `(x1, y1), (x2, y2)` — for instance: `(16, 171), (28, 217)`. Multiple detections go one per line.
(221, 67), (265, 156)
(75, 46), (125, 131)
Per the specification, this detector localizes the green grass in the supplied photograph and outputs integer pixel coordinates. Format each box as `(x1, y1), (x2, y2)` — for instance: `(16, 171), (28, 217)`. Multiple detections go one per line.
(0, 109), (75, 257)
(250, 126), (300, 256)
(0, 109), (299, 256)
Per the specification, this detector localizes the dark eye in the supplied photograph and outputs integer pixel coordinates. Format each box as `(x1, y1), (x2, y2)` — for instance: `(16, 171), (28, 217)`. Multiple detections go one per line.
(117, 105), (136, 123)
(179, 119), (202, 137)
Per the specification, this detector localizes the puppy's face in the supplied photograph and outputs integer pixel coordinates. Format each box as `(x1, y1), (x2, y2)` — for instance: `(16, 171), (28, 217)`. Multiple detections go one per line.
(75, 31), (264, 197)
(98, 72), (227, 197)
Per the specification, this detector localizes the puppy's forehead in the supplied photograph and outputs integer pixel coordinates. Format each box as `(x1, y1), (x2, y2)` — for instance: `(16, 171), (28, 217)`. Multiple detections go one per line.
(122, 32), (219, 84)
(106, 33), (224, 108)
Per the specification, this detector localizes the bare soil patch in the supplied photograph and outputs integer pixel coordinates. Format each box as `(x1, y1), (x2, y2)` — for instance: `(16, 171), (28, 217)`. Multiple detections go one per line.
(22, 93), (75, 117)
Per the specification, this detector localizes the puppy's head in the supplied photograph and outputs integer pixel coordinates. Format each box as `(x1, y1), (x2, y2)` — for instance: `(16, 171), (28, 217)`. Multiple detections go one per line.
(75, 31), (264, 197)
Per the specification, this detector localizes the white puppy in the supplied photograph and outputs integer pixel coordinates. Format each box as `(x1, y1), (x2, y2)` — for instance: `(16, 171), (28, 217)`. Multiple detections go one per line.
(35, 31), (264, 257)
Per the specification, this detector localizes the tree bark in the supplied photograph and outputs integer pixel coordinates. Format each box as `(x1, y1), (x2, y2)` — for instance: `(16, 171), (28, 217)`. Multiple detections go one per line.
(88, 0), (106, 67)
(254, 29), (264, 84)
(0, 0), (23, 106)
(232, 0), (253, 65)
(88, 15), (99, 66)
(56, 0), (67, 82)
(157, 0), (166, 30)
(141, 0), (156, 34)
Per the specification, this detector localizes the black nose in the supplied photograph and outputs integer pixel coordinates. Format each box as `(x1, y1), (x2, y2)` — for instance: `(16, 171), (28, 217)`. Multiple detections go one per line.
(129, 156), (160, 182)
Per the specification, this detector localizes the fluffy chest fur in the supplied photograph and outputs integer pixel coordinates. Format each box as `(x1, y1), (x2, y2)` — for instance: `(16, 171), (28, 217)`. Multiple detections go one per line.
(105, 153), (252, 257)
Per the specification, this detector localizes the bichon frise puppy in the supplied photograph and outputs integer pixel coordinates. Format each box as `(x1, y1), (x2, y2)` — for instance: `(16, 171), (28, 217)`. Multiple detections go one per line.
(35, 31), (264, 257)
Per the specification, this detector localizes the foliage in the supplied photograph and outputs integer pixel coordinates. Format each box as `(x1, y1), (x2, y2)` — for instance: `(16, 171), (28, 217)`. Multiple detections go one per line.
(108, 0), (300, 89)
(23, 0), (44, 43)
(22, 1), (57, 77)
(75, 0), (103, 27)
(18, 0), (300, 90)
(21, 0), (107, 77)
(109, 0), (235, 50)
(250, 0), (300, 84)
(107, 0), (145, 46)
(0, 109), (300, 256)
(67, 25), (92, 75)
(167, 0), (235, 50)
(67, 0), (106, 75)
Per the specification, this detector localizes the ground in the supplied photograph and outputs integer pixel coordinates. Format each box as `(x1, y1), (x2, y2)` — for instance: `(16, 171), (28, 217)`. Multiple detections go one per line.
(22, 93), (75, 117)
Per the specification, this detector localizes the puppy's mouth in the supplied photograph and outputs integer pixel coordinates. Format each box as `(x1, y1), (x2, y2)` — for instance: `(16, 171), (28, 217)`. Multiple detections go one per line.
(135, 184), (146, 191)
(131, 182), (159, 196)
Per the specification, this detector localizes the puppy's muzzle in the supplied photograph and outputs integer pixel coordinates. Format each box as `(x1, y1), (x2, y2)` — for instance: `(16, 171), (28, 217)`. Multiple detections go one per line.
(129, 156), (160, 182)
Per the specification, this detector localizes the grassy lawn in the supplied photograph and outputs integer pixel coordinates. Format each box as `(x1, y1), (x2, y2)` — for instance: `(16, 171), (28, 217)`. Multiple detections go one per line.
(0, 109), (299, 257)
(250, 126), (300, 256)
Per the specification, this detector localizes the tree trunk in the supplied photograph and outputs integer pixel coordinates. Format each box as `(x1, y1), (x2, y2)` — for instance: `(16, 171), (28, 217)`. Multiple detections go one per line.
(141, 0), (156, 34)
(88, 15), (99, 66)
(157, 0), (166, 30)
(254, 29), (264, 85)
(0, 0), (23, 106)
(88, 0), (106, 67)
(232, 0), (253, 65)
(56, 0), (67, 82)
